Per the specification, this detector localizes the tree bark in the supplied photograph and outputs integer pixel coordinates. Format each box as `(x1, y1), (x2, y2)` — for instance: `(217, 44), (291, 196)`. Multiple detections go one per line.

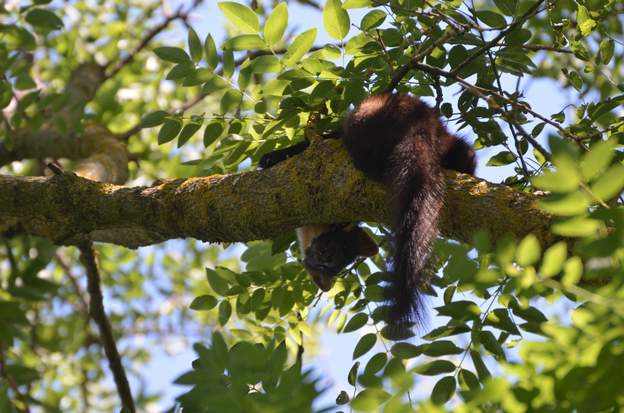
(0, 139), (554, 248)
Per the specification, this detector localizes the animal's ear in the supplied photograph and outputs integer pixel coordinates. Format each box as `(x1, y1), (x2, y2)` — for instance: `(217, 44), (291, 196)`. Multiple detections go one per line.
(351, 227), (379, 257)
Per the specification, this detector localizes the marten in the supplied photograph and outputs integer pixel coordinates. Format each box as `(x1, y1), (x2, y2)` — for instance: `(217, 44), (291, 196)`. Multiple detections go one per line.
(259, 93), (476, 326)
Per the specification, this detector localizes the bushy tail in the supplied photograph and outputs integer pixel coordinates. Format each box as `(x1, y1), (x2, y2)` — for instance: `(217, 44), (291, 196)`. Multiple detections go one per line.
(386, 136), (445, 326)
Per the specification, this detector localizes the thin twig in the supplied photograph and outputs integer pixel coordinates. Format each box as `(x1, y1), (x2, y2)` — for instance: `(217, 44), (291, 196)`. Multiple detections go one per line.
(385, 25), (466, 93)
(104, 3), (198, 79)
(55, 252), (90, 316)
(407, 60), (577, 159)
(79, 242), (135, 413)
(468, 1), (530, 178)
(522, 44), (573, 53)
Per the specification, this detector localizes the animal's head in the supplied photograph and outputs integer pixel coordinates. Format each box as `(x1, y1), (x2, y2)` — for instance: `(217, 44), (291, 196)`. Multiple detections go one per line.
(303, 226), (378, 291)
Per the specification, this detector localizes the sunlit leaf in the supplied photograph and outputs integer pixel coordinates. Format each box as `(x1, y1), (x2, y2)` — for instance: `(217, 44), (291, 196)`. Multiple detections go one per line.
(590, 164), (624, 202)
(223, 34), (266, 51)
(323, 0), (350, 40)
(516, 234), (540, 267)
(188, 27), (203, 62)
(265, 3), (288, 46)
(204, 34), (219, 69)
(284, 28), (317, 66)
(218, 2), (260, 33)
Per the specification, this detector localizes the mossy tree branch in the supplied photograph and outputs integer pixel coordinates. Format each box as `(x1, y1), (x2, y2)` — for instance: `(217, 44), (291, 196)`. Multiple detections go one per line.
(0, 139), (554, 248)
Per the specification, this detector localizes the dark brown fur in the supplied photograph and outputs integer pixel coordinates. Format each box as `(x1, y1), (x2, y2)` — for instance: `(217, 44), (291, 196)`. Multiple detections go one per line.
(258, 93), (476, 325)
(343, 93), (475, 325)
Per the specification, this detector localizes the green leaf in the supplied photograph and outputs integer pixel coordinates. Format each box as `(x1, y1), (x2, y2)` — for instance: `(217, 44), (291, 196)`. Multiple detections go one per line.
(494, 0), (516, 16)
(351, 388), (391, 411)
(222, 50), (235, 78)
(353, 333), (376, 359)
(203, 120), (225, 147)
(342, 0), (372, 7)
(580, 139), (616, 181)
(443, 286), (455, 304)
(178, 122), (202, 147)
(348, 362), (359, 385)
(475, 10), (506, 28)
(25, 8), (63, 30)
(390, 342), (423, 359)
(187, 28), (203, 62)
(458, 369), (480, 391)
(323, 0), (350, 40)
(336, 390), (350, 405)
(166, 63), (196, 80)
(511, 304), (547, 323)
(470, 350), (491, 381)
(251, 55), (281, 73)
(361, 10), (386, 31)
(532, 168), (579, 193)
(435, 301), (481, 320)
(157, 119), (182, 144)
(204, 34), (219, 69)
(539, 192), (590, 216)
(566, 70), (583, 91)
(516, 234), (540, 266)
(423, 340), (464, 356)
(486, 151), (515, 166)
(190, 295), (218, 310)
(413, 360), (455, 376)
(0, 302), (27, 323)
(577, 5), (596, 36)
(154, 47), (191, 63)
(343, 313), (368, 333)
(363, 352), (387, 375)
(562, 257), (583, 287)
(218, 300), (232, 325)
(218, 2), (260, 33)
(599, 39), (615, 65)
(551, 216), (602, 237)
(540, 241), (567, 277)
(485, 309), (520, 335)
(480, 330), (504, 357)
(422, 324), (470, 340)
(431, 376), (456, 404)
(223, 34), (266, 51)
(265, 3), (288, 46)
(220, 89), (242, 113)
(284, 28), (317, 66)
(140, 111), (168, 128)
(206, 268), (230, 296)
(182, 68), (212, 87)
(589, 95), (624, 121)
(590, 164), (624, 202)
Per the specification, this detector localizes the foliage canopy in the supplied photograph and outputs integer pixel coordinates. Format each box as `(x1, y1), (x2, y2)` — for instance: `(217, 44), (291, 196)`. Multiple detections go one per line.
(0, 0), (623, 412)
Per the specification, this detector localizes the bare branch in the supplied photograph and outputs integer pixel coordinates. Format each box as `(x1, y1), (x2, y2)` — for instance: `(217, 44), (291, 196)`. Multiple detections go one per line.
(104, 3), (200, 80)
(0, 140), (555, 249)
(79, 243), (135, 413)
